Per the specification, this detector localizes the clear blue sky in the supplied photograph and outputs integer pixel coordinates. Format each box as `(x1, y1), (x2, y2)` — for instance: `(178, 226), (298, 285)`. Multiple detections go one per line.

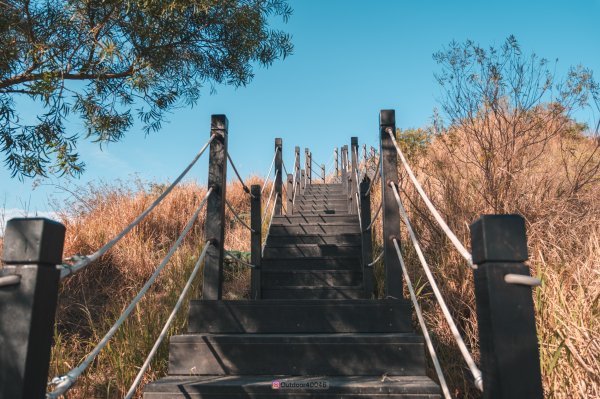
(2, 0), (599, 218)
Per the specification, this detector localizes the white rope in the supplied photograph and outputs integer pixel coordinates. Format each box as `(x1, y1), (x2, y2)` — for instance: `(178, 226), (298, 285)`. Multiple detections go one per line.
(225, 251), (255, 268)
(262, 193), (279, 256)
(47, 188), (213, 398)
(366, 156), (381, 194)
(367, 250), (383, 267)
(389, 183), (483, 391)
(59, 134), (216, 279)
(0, 275), (21, 287)
(124, 241), (212, 399)
(387, 128), (474, 268)
(262, 169), (279, 221)
(355, 192), (362, 230)
(261, 149), (279, 193)
(227, 153), (252, 197)
(505, 273), (541, 287)
(363, 201), (382, 232)
(392, 239), (452, 399)
(225, 199), (254, 232)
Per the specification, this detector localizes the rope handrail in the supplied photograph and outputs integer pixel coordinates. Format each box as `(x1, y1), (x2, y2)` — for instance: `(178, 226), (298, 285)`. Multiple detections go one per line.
(392, 238), (452, 399)
(124, 240), (212, 399)
(363, 201), (382, 232)
(282, 159), (289, 177)
(227, 153), (253, 197)
(225, 198), (254, 232)
(389, 182), (483, 391)
(48, 188), (214, 397)
(355, 192), (362, 231)
(59, 134), (217, 279)
(225, 250), (255, 268)
(366, 155), (381, 194)
(261, 193), (279, 256)
(367, 250), (383, 267)
(261, 148), (279, 193)
(386, 127), (474, 268)
(262, 169), (279, 221)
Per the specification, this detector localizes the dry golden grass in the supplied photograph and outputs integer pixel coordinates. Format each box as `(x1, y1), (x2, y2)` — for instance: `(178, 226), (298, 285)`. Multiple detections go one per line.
(40, 177), (270, 398)
(368, 125), (600, 398)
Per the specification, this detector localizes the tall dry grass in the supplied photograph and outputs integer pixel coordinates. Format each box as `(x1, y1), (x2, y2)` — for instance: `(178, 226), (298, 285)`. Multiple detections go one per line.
(367, 124), (599, 398)
(39, 176), (269, 398)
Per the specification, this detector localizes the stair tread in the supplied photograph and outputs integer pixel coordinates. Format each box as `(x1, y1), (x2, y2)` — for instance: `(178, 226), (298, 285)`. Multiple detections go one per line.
(145, 375), (441, 396)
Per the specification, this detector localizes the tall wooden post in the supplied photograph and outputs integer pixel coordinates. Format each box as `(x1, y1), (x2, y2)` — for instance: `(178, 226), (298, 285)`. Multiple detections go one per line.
(305, 148), (311, 187)
(341, 145), (348, 190)
(274, 138), (283, 215)
(360, 179), (374, 298)
(250, 185), (262, 299)
(380, 110), (403, 298)
(334, 148), (339, 179)
(295, 146), (301, 198)
(286, 174), (293, 215)
(350, 137), (359, 214)
(470, 215), (543, 399)
(0, 218), (65, 399)
(203, 114), (228, 300)
(301, 169), (306, 192)
(321, 164), (325, 183)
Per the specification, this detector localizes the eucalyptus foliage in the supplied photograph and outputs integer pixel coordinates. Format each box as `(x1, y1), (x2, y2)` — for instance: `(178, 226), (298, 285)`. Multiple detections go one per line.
(0, 0), (293, 177)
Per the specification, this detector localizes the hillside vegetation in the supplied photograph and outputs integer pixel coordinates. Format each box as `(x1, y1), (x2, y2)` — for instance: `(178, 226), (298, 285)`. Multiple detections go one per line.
(1, 120), (597, 398)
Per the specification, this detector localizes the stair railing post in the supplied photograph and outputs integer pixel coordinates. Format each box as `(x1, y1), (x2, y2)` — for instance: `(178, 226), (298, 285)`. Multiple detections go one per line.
(0, 218), (65, 399)
(203, 114), (228, 300)
(295, 146), (301, 200)
(379, 110), (403, 298)
(360, 178), (375, 298)
(350, 137), (359, 214)
(286, 174), (293, 215)
(274, 138), (283, 215)
(470, 215), (544, 398)
(341, 145), (348, 202)
(305, 148), (311, 187)
(321, 164), (325, 183)
(250, 185), (262, 299)
(334, 148), (339, 180)
(307, 151), (312, 186)
(301, 169), (306, 193)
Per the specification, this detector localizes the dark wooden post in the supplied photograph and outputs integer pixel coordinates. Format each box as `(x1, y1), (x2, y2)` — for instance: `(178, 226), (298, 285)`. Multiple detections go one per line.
(286, 174), (293, 215)
(321, 164), (325, 183)
(274, 138), (283, 215)
(203, 114), (228, 300)
(380, 110), (403, 298)
(350, 137), (359, 214)
(334, 148), (339, 179)
(307, 150), (312, 186)
(341, 145), (348, 200)
(470, 215), (543, 399)
(295, 146), (301, 197)
(360, 178), (375, 298)
(0, 218), (65, 399)
(250, 185), (262, 299)
(301, 169), (306, 192)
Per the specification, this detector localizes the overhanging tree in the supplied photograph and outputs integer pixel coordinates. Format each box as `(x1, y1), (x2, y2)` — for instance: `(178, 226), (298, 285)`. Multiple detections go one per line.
(0, 0), (293, 177)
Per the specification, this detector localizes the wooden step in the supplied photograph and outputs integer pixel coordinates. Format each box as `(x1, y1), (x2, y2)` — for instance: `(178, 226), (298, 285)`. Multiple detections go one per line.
(263, 244), (361, 259)
(272, 214), (358, 225)
(262, 286), (366, 299)
(269, 224), (360, 235)
(266, 233), (361, 246)
(168, 333), (427, 376)
(262, 270), (362, 287)
(261, 257), (361, 271)
(144, 375), (441, 398)
(187, 299), (413, 333)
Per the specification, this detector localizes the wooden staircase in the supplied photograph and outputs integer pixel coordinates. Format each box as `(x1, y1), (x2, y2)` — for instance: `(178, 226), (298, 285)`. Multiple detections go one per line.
(143, 183), (441, 398)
